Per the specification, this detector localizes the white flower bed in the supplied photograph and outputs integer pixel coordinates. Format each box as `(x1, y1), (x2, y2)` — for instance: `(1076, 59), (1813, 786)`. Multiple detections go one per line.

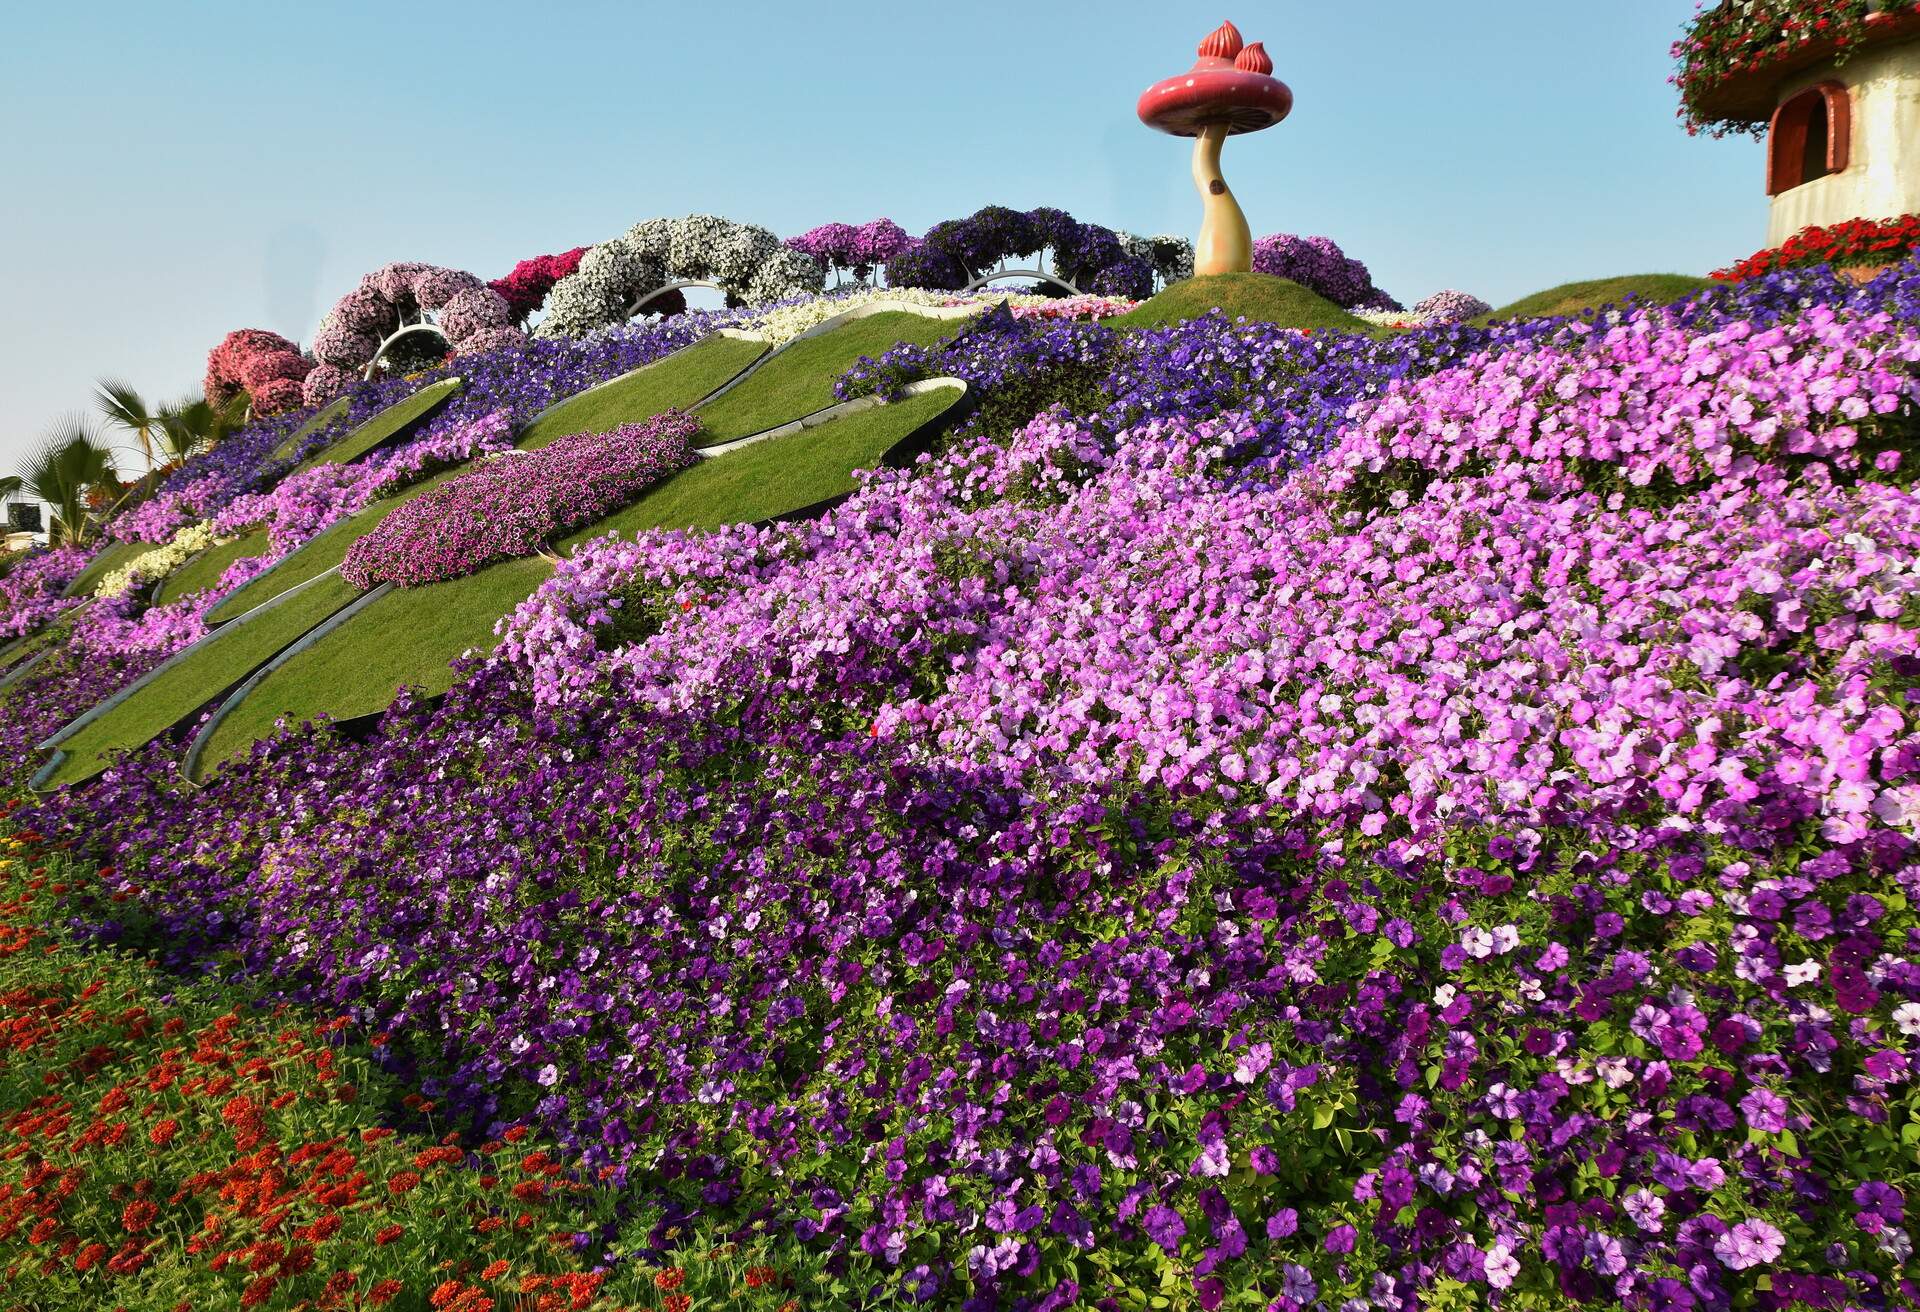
(96, 520), (227, 599)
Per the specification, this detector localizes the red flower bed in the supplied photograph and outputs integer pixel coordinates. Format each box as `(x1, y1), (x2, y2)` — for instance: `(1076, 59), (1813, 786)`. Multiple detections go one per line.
(1711, 213), (1920, 281)
(0, 813), (829, 1310)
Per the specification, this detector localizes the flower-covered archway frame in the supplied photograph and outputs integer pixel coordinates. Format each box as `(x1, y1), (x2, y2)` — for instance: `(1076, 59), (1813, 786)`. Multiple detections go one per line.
(533, 216), (826, 340)
(303, 264), (525, 406)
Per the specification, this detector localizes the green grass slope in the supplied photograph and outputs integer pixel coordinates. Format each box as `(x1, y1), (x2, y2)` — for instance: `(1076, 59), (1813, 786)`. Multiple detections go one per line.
(63, 539), (147, 599)
(265, 396), (350, 463)
(693, 311), (967, 446)
(289, 377), (463, 475)
(1488, 274), (1713, 322)
(198, 388), (962, 770)
(154, 530), (273, 606)
(42, 573), (360, 788)
(1110, 273), (1374, 332)
(519, 336), (768, 449)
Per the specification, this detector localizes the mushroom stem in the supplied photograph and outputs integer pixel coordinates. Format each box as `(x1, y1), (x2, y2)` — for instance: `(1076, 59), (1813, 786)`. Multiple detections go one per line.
(1190, 123), (1252, 276)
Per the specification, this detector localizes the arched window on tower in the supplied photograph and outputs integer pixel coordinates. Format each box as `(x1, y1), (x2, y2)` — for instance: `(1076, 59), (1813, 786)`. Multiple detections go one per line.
(1768, 82), (1851, 195)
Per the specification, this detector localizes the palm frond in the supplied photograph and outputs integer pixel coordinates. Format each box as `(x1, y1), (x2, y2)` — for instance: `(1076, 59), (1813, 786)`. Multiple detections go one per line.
(94, 379), (156, 433)
(19, 418), (118, 546)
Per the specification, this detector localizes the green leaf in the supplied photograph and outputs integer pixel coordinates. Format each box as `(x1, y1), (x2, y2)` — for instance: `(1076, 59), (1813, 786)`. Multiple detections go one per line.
(1312, 1101), (1337, 1130)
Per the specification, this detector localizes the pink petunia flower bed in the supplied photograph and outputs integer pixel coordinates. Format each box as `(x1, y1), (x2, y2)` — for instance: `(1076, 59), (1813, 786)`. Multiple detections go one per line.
(339, 411), (700, 590)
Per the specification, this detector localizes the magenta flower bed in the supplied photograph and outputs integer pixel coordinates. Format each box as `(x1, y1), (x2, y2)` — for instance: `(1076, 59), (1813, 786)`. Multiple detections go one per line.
(339, 411), (699, 589)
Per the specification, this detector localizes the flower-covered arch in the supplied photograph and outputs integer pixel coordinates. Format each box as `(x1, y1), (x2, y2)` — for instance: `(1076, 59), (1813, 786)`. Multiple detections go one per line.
(532, 215), (826, 340)
(881, 206), (1192, 299)
(302, 263), (525, 407)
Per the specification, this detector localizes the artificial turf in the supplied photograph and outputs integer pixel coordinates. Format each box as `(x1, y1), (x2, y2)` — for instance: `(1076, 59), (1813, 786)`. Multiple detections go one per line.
(41, 572), (360, 788)
(1109, 273), (1376, 333)
(197, 387), (962, 770)
(289, 377), (463, 475)
(265, 396), (350, 463)
(63, 539), (148, 598)
(518, 336), (768, 449)
(1487, 274), (1714, 322)
(691, 311), (967, 445)
(154, 529), (273, 606)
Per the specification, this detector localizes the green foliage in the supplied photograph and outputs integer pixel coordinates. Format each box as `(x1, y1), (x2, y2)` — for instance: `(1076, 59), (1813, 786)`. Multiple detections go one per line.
(11, 422), (119, 548)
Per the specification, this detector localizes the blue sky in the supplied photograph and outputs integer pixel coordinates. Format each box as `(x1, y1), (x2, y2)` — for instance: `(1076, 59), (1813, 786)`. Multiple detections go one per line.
(0, 0), (1763, 476)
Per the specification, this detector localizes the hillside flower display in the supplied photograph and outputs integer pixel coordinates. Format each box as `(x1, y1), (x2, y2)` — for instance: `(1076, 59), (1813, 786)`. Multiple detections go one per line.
(10, 238), (1920, 1311)
(340, 411), (699, 589)
(212, 409), (517, 553)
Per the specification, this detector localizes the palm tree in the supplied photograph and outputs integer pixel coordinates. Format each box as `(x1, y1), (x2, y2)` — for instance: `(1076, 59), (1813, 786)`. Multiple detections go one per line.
(10, 420), (119, 547)
(95, 379), (164, 472)
(155, 390), (248, 464)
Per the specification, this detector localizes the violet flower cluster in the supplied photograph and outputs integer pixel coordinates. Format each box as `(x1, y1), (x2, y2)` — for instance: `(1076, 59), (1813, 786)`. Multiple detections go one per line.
(0, 546), (88, 641)
(786, 220), (914, 281)
(1251, 233), (1402, 310)
(213, 410), (516, 554)
(339, 411), (699, 589)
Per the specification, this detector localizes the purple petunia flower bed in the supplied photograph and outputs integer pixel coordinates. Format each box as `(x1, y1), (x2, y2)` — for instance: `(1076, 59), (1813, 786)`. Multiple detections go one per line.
(340, 411), (700, 589)
(7, 256), (1920, 1311)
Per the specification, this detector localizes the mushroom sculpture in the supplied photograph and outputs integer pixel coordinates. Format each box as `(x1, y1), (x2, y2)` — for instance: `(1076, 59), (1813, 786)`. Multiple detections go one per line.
(1138, 20), (1293, 277)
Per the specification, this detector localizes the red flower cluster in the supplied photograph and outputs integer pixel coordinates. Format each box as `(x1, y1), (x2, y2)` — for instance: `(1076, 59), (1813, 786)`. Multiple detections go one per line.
(203, 328), (315, 417)
(1712, 213), (1920, 282)
(488, 248), (590, 324)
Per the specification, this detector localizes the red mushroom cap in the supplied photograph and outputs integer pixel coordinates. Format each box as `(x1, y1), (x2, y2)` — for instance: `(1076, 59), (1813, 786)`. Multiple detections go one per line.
(1138, 21), (1293, 137)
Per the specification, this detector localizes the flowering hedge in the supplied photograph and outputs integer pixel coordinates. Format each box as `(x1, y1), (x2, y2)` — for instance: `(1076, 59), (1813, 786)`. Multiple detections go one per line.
(535, 216), (826, 340)
(1715, 213), (1920, 282)
(339, 412), (699, 589)
(1674, 0), (1883, 137)
(305, 263), (525, 407)
(203, 328), (314, 417)
(489, 247), (590, 324)
(1251, 233), (1401, 310)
